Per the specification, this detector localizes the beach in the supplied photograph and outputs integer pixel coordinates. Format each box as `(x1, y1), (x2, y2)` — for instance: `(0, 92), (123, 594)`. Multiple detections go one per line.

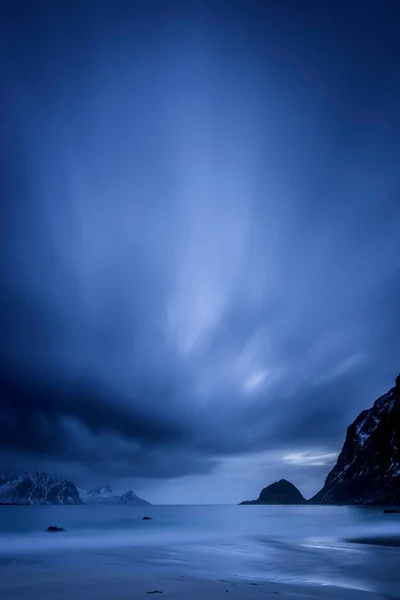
(0, 505), (399, 600)
(0, 567), (389, 600)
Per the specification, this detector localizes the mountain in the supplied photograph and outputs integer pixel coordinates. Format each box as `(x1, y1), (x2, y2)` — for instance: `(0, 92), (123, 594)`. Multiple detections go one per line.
(240, 479), (306, 505)
(0, 472), (151, 506)
(0, 473), (83, 505)
(311, 374), (400, 505)
(79, 483), (151, 506)
(79, 484), (114, 504)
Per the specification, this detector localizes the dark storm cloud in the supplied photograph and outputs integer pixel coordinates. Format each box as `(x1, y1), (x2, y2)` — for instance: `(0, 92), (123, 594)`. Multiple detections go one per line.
(0, 370), (183, 451)
(0, 0), (399, 500)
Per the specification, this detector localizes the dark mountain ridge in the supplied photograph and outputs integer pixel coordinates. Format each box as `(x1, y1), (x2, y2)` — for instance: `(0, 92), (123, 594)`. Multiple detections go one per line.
(240, 375), (400, 506)
(311, 374), (400, 505)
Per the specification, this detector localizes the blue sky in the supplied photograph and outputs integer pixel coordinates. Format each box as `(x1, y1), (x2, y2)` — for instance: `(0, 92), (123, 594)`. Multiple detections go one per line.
(1, 0), (399, 503)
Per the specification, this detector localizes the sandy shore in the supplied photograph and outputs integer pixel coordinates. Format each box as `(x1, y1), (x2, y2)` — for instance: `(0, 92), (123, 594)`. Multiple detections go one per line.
(0, 568), (388, 600)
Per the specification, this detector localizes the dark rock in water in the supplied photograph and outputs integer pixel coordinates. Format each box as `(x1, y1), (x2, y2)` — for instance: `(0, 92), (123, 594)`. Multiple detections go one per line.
(142, 516), (152, 520)
(240, 479), (306, 505)
(311, 374), (400, 505)
(146, 591), (162, 594)
(383, 509), (400, 514)
(46, 526), (65, 532)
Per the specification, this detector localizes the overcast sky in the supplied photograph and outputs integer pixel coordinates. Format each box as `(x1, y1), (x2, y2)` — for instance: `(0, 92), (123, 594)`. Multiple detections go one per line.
(1, 0), (399, 504)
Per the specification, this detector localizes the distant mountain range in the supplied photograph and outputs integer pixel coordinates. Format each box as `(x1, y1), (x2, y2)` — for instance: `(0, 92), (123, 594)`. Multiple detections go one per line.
(0, 472), (151, 506)
(241, 374), (400, 506)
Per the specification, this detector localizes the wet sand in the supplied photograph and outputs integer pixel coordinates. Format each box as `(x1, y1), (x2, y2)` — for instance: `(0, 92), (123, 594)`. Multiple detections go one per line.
(0, 567), (388, 600)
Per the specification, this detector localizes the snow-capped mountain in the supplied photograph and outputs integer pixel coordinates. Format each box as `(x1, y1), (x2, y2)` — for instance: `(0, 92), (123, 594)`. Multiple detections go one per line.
(312, 374), (400, 505)
(0, 472), (151, 506)
(78, 483), (150, 505)
(79, 484), (114, 504)
(0, 472), (83, 505)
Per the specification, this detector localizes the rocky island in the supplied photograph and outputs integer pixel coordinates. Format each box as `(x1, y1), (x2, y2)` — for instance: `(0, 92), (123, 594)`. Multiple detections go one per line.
(240, 479), (306, 505)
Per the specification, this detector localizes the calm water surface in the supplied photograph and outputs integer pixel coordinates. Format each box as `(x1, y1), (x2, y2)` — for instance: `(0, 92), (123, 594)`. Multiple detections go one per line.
(0, 505), (399, 598)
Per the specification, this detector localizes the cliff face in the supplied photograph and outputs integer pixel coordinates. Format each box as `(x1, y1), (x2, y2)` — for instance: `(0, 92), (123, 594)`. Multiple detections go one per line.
(240, 479), (306, 505)
(312, 375), (400, 505)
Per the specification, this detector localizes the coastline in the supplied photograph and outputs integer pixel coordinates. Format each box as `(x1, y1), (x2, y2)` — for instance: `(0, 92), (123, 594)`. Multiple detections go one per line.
(0, 504), (399, 600)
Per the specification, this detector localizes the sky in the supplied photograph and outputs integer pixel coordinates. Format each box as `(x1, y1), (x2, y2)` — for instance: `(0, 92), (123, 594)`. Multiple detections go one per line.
(0, 0), (399, 504)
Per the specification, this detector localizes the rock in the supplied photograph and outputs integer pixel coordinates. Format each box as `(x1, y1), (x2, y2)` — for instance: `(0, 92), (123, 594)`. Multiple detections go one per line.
(311, 374), (400, 505)
(142, 516), (152, 520)
(146, 591), (162, 594)
(240, 479), (306, 505)
(46, 526), (65, 532)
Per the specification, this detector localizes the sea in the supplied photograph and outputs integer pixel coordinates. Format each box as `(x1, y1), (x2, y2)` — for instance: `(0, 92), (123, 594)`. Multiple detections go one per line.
(0, 504), (399, 599)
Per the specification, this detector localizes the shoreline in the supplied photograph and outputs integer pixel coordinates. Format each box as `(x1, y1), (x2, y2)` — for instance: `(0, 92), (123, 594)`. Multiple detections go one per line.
(0, 504), (398, 599)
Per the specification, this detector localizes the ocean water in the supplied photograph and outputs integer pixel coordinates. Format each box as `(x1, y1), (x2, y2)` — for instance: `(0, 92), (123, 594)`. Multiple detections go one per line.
(0, 505), (399, 598)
